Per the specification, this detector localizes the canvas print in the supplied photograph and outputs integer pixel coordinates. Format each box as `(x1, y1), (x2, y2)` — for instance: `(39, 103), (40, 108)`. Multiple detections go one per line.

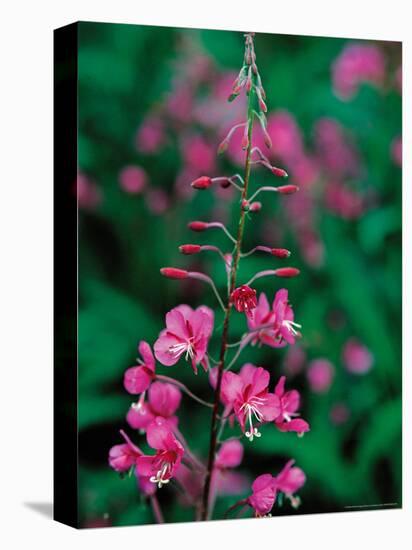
(54, 22), (402, 528)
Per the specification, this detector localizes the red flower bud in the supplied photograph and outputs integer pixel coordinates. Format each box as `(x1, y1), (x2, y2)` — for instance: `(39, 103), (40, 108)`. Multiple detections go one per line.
(191, 176), (212, 190)
(277, 185), (299, 195)
(230, 285), (257, 318)
(188, 221), (208, 232)
(220, 178), (231, 189)
(179, 244), (201, 255)
(241, 199), (250, 212)
(271, 248), (291, 258)
(249, 201), (262, 212)
(274, 267), (300, 278)
(160, 267), (189, 279)
(241, 132), (249, 150)
(259, 98), (267, 113)
(271, 167), (288, 178)
(263, 129), (272, 149)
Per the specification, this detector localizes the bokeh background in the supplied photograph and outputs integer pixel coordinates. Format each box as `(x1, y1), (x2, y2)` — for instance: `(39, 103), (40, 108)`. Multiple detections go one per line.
(77, 22), (402, 527)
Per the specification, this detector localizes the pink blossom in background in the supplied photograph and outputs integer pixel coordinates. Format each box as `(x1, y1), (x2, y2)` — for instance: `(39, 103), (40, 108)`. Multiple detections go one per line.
(222, 364), (280, 441)
(283, 345), (306, 376)
(247, 473), (277, 516)
(211, 440), (247, 500)
(266, 111), (304, 162)
(144, 188), (170, 215)
(136, 418), (184, 488)
(126, 381), (182, 431)
(395, 66), (402, 94)
(314, 118), (360, 179)
(119, 165), (147, 194)
(123, 341), (156, 395)
(273, 376), (310, 435)
(135, 116), (166, 154)
(76, 172), (102, 210)
(274, 459), (306, 508)
(330, 402), (350, 425)
(391, 136), (402, 166)
(154, 304), (214, 373)
(165, 86), (194, 124)
(332, 43), (385, 100)
(215, 439), (244, 469)
(307, 359), (334, 393)
(325, 181), (365, 219)
(181, 134), (215, 173)
(342, 339), (374, 374)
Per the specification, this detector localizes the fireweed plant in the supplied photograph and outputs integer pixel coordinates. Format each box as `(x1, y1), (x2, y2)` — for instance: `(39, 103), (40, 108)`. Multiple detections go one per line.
(109, 33), (310, 523)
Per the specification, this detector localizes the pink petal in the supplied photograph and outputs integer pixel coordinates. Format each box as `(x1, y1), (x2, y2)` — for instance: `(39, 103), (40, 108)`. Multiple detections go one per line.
(126, 404), (155, 431)
(123, 365), (153, 394)
(136, 455), (157, 477)
(153, 330), (182, 366)
(259, 392), (281, 421)
(146, 418), (172, 450)
(239, 363), (259, 385)
(274, 375), (286, 397)
(221, 371), (243, 406)
(283, 389), (300, 414)
(216, 439), (244, 469)
(250, 366), (270, 395)
(149, 381), (182, 417)
(138, 340), (155, 371)
(165, 307), (190, 339)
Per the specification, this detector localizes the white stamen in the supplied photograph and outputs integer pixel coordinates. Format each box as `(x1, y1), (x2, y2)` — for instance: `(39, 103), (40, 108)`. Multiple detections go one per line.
(282, 320), (302, 336)
(240, 397), (266, 441)
(168, 338), (195, 361)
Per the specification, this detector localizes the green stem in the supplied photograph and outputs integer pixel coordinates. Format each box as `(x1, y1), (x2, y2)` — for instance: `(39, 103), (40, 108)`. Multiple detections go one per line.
(200, 86), (255, 521)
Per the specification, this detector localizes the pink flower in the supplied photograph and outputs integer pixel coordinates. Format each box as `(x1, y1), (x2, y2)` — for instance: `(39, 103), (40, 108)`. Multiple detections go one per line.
(215, 439), (244, 469)
(307, 359), (334, 393)
(332, 43), (385, 100)
(127, 381), (181, 432)
(108, 430), (142, 473)
(222, 364), (281, 441)
(76, 172), (102, 210)
(342, 339), (373, 374)
(391, 136), (402, 166)
(135, 116), (165, 154)
(247, 474), (277, 517)
(119, 165), (147, 194)
(123, 341), (156, 395)
(136, 418), (184, 488)
(330, 402), (350, 425)
(273, 376), (310, 435)
(231, 285), (257, 319)
(154, 305), (214, 374)
(247, 290), (300, 347)
(274, 459), (306, 508)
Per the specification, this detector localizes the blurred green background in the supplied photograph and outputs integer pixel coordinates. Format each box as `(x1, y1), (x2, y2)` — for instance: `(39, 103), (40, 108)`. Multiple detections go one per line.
(76, 22), (402, 527)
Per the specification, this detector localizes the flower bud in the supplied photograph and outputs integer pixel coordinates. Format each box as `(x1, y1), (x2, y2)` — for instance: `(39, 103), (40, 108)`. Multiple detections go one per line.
(249, 201), (262, 212)
(271, 248), (291, 258)
(191, 176), (212, 190)
(217, 139), (229, 155)
(259, 97), (267, 113)
(274, 267), (300, 278)
(188, 221), (208, 232)
(220, 178), (231, 189)
(271, 167), (288, 178)
(241, 199), (250, 212)
(179, 244), (202, 255)
(242, 127), (249, 150)
(160, 267), (189, 279)
(277, 185), (299, 195)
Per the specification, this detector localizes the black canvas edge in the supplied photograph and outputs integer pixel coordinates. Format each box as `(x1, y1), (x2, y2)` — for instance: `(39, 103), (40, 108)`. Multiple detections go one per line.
(53, 21), (79, 529)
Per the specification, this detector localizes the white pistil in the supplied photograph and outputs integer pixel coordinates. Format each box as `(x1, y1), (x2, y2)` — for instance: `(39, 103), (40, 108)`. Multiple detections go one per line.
(240, 397), (266, 441)
(149, 463), (171, 489)
(282, 320), (302, 336)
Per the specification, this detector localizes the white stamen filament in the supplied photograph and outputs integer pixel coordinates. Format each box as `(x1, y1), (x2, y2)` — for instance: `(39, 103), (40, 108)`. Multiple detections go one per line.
(168, 339), (195, 361)
(131, 392), (146, 412)
(282, 320), (302, 336)
(240, 397), (266, 441)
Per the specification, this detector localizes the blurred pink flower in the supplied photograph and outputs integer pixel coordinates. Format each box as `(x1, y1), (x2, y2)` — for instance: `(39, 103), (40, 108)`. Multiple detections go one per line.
(266, 111), (304, 161)
(145, 188), (170, 215)
(154, 304), (214, 374)
(307, 359), (334, 393)
(314, 118), (359, 178)
(119, 165), (147, 194)
(76, 172), (102, 210)
(166, 86), (193, 123)
(330, 402), (350, 425)
(342, 339), (373, 374)
(283, 345), (306, 376)
(126, 381), (181, 431)
(135, 116), (166, 154)
(325, 181), (364, 219)
(332, 43), (385, 100)
(181, 134), (215, 173)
